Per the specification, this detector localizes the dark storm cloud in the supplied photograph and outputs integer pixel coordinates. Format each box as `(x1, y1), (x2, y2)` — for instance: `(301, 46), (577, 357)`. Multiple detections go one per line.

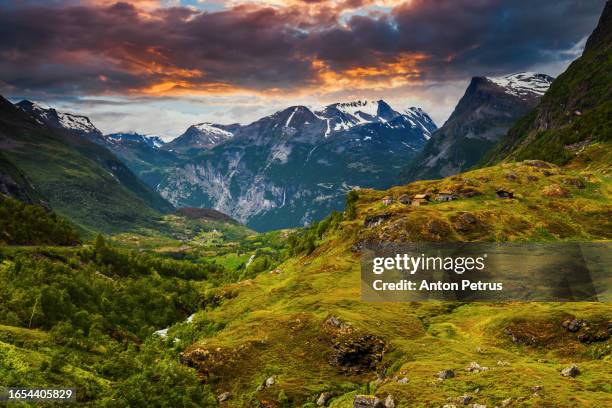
(391, 0), (605, 78)
(0, 0), (605, 96)
(306, 0), (605, 78)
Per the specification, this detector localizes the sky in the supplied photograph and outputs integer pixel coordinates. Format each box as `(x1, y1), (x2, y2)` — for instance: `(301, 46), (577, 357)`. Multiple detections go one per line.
(0, 0), (606, 140)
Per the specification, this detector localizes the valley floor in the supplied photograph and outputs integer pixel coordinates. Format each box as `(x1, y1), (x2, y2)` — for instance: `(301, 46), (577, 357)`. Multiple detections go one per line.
(148, 155), (612, 407)
(1, 155), (611, 407)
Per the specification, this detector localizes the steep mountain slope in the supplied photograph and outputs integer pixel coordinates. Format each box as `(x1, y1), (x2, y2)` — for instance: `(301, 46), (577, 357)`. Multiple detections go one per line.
(402, 72), (552, 182)
(16, 100), (182, 189)
(0, 95), (173, 233)
(0, 151), (45, 206)
(16, 100), (106, 145)
(159, 100), (437, 231)
(104, 132), (179, 187)
(484, 1), (611, 166)
(0, 195), (80, 245)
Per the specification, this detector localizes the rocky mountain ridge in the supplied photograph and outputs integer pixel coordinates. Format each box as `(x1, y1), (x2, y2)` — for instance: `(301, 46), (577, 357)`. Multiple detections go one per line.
(401, 72), (553, 182)
(157, 99), (437, 230)
(16, 97), (438, 231)
(484, 1), (611, 166)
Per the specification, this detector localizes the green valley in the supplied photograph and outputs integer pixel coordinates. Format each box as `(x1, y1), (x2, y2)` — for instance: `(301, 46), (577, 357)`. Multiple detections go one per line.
(0, 1), (611, 407)
(0, 97), (173, 235)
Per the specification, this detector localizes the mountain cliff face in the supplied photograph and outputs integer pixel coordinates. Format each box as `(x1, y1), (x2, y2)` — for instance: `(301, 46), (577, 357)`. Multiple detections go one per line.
(1, 96), (174, 233)
(103, 132), (178, 187)
(402, 72), (552, 182)
(485, 1), (611, 165)
(158, 100), (437, 230)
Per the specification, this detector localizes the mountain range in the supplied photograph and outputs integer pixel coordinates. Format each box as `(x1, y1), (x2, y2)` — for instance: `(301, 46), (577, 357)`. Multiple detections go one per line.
(0, 97), (173, 234)
(5, 69), (567, 232)
(8, 68), (565, 231)
(15, 98), (438, 231)
(157, 100), (437, 230)
(401, 72), (553, 181)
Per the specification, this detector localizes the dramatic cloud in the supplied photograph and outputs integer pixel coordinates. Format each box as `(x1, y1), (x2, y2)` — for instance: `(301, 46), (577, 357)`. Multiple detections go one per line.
(0, 0), (604, 97)
(0, 0), (605, 136)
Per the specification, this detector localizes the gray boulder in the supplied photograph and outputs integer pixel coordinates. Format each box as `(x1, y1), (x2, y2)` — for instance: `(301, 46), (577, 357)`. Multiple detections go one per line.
(438, 369), (455, 379)
(354, 395), (385, 408)
(317, 392), (333, 406)
(455, 395), (472, 405)
(465, 362), (488, 373)
(561, 364), (580, 377)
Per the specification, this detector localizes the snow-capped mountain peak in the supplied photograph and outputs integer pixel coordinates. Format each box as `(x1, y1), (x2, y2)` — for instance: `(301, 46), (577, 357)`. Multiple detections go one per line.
(333, 99), (382, 118)
(171, 99), (436, 151)
(56, 111), (97, 133)
(149, 136), (165, 149)
(16, 100), (100, 134)
(403, 107), (437, 138)
(487, 72), (554, 98)
(106, 132), (165, 149)
(163, 122), (238, 153)
(193, 122), (234, 139)
(17, 100), (50, 120)
(310, 99), (436, 137)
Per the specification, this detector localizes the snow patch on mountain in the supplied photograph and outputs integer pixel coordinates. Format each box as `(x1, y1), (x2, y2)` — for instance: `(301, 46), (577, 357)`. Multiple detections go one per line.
(312, 100), (436, 137)
(16, 100), (51, 119)
(285, 107), (298, 128)
(56, 111), (97, 133)
(487, 72), (553, 98)
(17, 100), (99, 134)
(193, 123), (234, 140)
(334, 100), (380, 118)
(106, 132), (165, 149)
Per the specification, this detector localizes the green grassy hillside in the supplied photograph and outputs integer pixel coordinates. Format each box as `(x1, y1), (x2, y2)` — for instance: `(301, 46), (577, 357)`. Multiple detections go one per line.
(158, 155), (611, 407)
(1, 155), (609, 407)
(0, 151), (45, 205)
(0, 96), (173, 234)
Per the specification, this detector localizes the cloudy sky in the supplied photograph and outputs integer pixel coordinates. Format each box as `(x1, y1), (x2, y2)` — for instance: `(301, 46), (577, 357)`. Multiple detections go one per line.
(0, 0), (605, 140)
